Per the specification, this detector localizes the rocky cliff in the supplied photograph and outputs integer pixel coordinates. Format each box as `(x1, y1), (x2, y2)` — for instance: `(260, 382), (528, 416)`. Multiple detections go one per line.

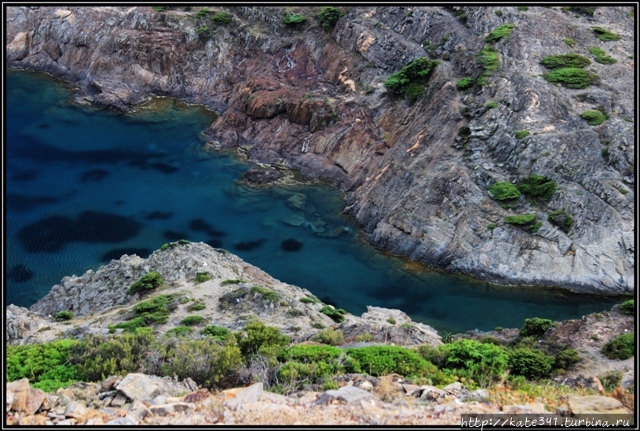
(6, 6), (635, 294)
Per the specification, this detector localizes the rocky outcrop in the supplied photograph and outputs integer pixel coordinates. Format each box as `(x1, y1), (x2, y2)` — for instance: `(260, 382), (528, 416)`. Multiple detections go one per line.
(7, 374), (631, 425)
(6, 6), (634, 294)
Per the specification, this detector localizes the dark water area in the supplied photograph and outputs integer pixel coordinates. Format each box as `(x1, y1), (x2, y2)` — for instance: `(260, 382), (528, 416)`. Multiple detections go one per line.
(5, 71), (622, 334)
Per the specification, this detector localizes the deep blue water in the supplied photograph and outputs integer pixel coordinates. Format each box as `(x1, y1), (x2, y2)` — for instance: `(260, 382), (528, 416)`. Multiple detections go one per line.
(5, 71), (621, 334)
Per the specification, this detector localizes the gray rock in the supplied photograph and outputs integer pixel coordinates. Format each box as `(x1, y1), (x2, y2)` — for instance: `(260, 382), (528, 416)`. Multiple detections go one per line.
(318, 386), (373, 405)
(443, 382), (462, 394)
(63, 400), (87, 419)
(105, 416), (139, 425)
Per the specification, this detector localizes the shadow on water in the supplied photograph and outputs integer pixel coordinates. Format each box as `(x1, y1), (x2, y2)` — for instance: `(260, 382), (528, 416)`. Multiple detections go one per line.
(146, 211), (173, 221)
(7, 194), (61, 212)
(79, 169), (110, 183)
(234, 239), (266, 252)
(8, 264), (35, 283)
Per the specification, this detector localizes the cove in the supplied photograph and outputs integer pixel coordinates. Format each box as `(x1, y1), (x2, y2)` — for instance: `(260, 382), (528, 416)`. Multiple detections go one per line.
(5, 70), (620, 334)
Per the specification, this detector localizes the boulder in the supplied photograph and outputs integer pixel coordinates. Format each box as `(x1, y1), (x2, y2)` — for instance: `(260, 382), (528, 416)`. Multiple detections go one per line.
(317, 386), (373, 405)
(6, 379), (46, 415)
(567, 396), (631, 415)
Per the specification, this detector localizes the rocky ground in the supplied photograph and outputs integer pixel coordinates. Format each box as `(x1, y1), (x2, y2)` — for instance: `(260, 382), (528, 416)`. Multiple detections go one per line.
(5, 6), (635, 294)
(6, 373), (633, 426)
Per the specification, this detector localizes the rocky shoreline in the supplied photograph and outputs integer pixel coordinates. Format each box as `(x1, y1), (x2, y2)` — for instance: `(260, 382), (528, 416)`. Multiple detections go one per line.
(6, 6), (634, 294)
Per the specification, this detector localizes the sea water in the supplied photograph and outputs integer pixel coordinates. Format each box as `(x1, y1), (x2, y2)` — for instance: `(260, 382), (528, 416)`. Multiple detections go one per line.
(5, 71), (620, 334)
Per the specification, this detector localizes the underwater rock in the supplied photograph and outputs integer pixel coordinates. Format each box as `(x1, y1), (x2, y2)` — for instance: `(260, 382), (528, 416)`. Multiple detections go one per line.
(280, 239), (303, 252)
(285, 193), (307, 211)
(8, 264), (35, 283)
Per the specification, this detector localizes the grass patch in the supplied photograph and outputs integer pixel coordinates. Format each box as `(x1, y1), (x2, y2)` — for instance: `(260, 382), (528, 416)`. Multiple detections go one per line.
(504, 214), (536, 226)
(212, 11), (232, 25)
(250, 286), (281, 303)
(384, 57), (440, 101)
(588, 47), (617, 65)
(477, 46), (500, 86)
(486, 101), (498, 109)
(592, 26), (621, 42)
(515, 130), (530, 139)
(517, 6), (529, 11)
(619, 300), (634, 315)
(195, 272), (212, 283)
(55, 311), (74, 321)
(201, 325), (232, 340)
(300, 295), (320, 304)
(581, 110), (608, 126)
(456, 77), (474, 91)
(542, 68), (598, 89)
(283, 13), (306, 26)
(540, 54), (591, 69)
(187, 302), (206, 312)
(485, 24), (515, 44)
(563, 38), (577, 47)
(320, 306), (347, 323)
(166, 326), (193, 337)
(128, 271), (163, 295)
(489, 182), (522, 201)
(517, 175), (557, 201)
(221, 279), (245, 286)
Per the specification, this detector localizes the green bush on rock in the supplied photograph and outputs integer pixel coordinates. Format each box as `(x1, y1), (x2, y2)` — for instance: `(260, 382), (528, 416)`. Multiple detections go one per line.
(548, 209), (573, 233)
(619, 300), (634, 315)
(581, 110), (608, 126)
(317, 6), (344, 32)
(485, 24), (515, 44)
(128, 271), (163, 295)
(592, 26), (621, 42)
(456, 77), (474, 91)
(541, 54), (591, 69)
(542, 68), (598, 89)
(601, 333), (634, 360)
(489, 182), (521, 201)
(55, 311), (74, 321)
(520, 317), (555, 337)
(517, 175), (557, 201)
(508, 348), (554, 380)
(345, 345), (437, 377)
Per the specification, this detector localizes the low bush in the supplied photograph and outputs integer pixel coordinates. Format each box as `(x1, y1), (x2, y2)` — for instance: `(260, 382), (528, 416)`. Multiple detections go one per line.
(489, 182), (521, 201)
(485, 24), (515, 44)
(128, 271), (163, 295)
(133, 294), (176, 325)
(520, 317), (555, 337)
(563, 38), (577, 47)
(166, 326), (193, 337)
(312, 328), (345, 346)
(601, 332), (634, 360)
(181, 315), (205, 326)
(515, 130), (530, 139)
(221, 279), (245, 286)
(188, 302), (206, 312)
(444, 339), (509, 387)
(588, 47), (617, 65)
(236, 320), (290, 359)
(405, 82), (426, 104)
(195, 272), (212, 283)
(553, 348), (581, 370)
(109, 317), (148, 332)
(477, 46), (500, 86)
(456, 77), (474, 91)
(7, 339), (84, 392)
(345, 345), (437, 378)
(212, 11), (232, 25)
(541, 54), (591, 69)
(201, 325), (232, 340)
(384, 58), (440, 96)
(517, 175), (557, 201)
(486, 101), (498, 109)
(599, 370), (623, 391)
(504, 214), (536, 226)
(619, 300), (634, 315)
(320, 306), (347, 323)
(581, 110), (608, 126)
(250, 286), (281, 303)
(283, 13), (306, 26)
(548, 209), (573, 233)
(508, 348), (554, 380)
(417, 344), (450, 368)
(55, 311), (74, 321)
(542, 68), (598, 89)
(592, 26), (621, 42)
(196, 7), (210, 18)
(300, 296), (320, 304)
(317, 6), (344, 32)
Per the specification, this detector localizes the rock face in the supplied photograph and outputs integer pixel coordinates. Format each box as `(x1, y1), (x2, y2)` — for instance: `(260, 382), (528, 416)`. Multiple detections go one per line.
(6, 6), (634, 294)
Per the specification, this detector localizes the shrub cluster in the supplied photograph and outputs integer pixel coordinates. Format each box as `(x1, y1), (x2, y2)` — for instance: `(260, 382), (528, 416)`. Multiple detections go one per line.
(384, 57), (440, 102)
(283, 13), (306, 26)
(212, 11), (232, 25)
(128, 271), (163, 295)
(588, 47), (617, 65)
(489, 182), (521, 201)
(540, 54), (591, 69)
(485, 24), (515, 44)
(317, 6), (344, 32)
(515, 130), (530, 139)
(504, 214), (541, 232)
(592, 26), (621, 42)
(519, 317), (555, 337)
(55, 311), (74, 321)
(195, 272), (212, 283)
(542, 67), (598, 89)
(456, 77), (474, 91)
(601, 333), (634, 360)
(320, 306), (347, 323)
(517, 175), (557, 202)
(619, 300), (634, 315)
(477, 46), (500, 86)
(201, 325), (232, 340)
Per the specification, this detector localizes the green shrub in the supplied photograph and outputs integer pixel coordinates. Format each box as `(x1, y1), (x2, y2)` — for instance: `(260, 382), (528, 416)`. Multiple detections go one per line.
(160, 339), (243, 389)
(312, 328), (345, 346)
(166, 326), (193, 337)
(602, 147), (610, 158)
(181, 315), (205, 326)
(456, 77), (474, 91)
(477, 46), (500, 86)
(300, 296), (320, 304)
(581, 110), (608, 126)
(592, 26), (621, 42)
(504, 214), (536, 225)
(417, 344), (450, 368)
(495, 10), (503, 17)
(152, 6), (167, 12)
(320, 306), (347, 323)
(540, 54), (591, 69)
(601, 332), (634, 360)
(486, 101), (498, 109)
(517, 6), (529, 11)
(548, 209), (573, 233)
(520, 317), (555, 337)
(133, 294), (176, 325)
(195, 272), (212, 283)
(201, 325), (232, 339)
(480, 336), (503, 345)
(55, 311), (74, 321)
(489, 182), (521, 201)
(279, 344), (356, 383)
(485, 24), (515, 44)
(517, 175), (557, 201)
(542, 68), (598, 89)
(221, 279), (245, 286)
(356, 333), (373, 342)
(384, 57), (440, 96)
(619, 300), (634, 315)
(212, 11), (232, 25)
(188, 302), (206, 312)
(487, 223), (497, 231)
(128, 271), (163, 295)
(178, 239), (190, 245)
(405, 82), (426, 104)
(317, 6), (344, 32)
(563, 38), (577, 47)
(458, 126), (471, 140)
(110, 317), (148, 332)
(600, 371), (623, 391)
(160, 243), (169, 251)
(553, 348), (581, 370)
(567, 6), (596, 16)
(250, 286), (280, 302)
(283, 13), (306, 26)
(444, 339), (509, 386)
(236, 320), (290, 358)
(345, 345), (437, 377)
(529, 221), (542, 233)
(196, 7), (210, 18)
(387, 317), (397, 325)
(515, 130), (530, 139)
(7, 339), (84, 392)
(322, 378), (339, 390)
(589, 47), (617, 65)
(508, 348), (554, 380)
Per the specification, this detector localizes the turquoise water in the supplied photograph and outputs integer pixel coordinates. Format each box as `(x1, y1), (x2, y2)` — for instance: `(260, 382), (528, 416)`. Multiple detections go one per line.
(5, 71), (621, 334)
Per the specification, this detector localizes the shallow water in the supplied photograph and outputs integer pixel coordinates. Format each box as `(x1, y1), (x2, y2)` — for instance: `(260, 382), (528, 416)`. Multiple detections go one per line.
(5, 71), (621, 334)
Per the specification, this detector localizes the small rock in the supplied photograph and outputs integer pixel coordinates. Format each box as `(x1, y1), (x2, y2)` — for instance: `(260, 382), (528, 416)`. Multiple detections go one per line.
(64, 400), (88, 419)
(150, 402), (195, 416)
(359, 381), (373, 392)
(105, 416), (138, 425)
(234, 382), (264, 404)
(115, 373), (159, 401)
(18, 414), (48, 425)
(402, 384), (422, 397)
(567, 396), (630, 415)
(7, 379), (46, 415)
(109, 393), (128, 407)
(286, 193), (307, 211)
(318, 386), (373, 405)
(100, 376), (120, 392)
(183, 389), (211, 404)
(443, 382), (462, 394)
